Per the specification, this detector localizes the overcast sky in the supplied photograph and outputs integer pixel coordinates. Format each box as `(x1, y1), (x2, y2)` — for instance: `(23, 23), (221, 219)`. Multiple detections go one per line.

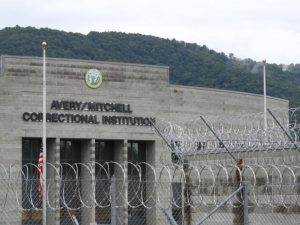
(0, 0), (299, 64)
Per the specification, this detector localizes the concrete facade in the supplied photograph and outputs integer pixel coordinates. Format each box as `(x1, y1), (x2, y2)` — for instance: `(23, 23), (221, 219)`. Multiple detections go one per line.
(0, 55), (289, 225)
(0, 55), (288, 148)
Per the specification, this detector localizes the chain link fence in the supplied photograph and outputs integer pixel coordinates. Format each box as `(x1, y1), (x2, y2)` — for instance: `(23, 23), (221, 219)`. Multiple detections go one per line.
(0, 162), (299, 225)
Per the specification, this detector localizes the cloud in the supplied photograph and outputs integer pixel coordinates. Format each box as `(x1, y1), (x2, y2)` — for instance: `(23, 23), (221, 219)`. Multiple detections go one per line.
(0, 0), (299, 64)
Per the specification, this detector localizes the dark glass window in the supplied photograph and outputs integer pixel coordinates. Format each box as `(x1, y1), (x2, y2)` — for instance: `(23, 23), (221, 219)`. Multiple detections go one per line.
(60, 140), (81, 164)
(128, 141), (146, 225)
(128, 141), (146, 178)
(95, 140), (114, 177)
(60, 139), (81, 177)
(22, 138), (42, 175)
(95, 140), (114, 225)
(128, 142), (145, 163)
(60, 140), (81, 224)
(95, 140), (114, 162)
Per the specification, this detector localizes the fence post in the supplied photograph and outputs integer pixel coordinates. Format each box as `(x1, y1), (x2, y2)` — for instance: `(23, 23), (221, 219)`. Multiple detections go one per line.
(111, 175), (117, 225)
(183, 160), (192, 225)
(242, 181), (249, 225)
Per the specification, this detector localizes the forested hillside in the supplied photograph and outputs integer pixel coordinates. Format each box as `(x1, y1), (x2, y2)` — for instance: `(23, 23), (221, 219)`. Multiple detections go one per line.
(1, 26), (300, 107)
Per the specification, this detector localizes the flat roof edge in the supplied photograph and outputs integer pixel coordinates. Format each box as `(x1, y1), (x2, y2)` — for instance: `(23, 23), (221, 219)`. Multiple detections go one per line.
(0, 55), (169, 70)
(169, 84), (289, 103)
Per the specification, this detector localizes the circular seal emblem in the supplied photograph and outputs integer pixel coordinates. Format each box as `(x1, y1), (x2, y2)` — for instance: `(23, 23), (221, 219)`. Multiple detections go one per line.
(85, 69), (103, 89)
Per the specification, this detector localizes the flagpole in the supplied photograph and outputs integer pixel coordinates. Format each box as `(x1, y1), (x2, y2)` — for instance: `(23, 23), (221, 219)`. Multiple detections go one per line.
(41, 41), (47, 225)
(262, 59), (267, 131)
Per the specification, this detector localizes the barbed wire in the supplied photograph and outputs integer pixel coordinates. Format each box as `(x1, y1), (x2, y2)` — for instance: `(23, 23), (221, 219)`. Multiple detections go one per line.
(0, 161), (299, 213)
(152, 108), (300, 161)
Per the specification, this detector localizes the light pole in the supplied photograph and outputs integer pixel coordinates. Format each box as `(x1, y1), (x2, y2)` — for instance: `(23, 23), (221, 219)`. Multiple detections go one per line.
(41, 41), (47, 225)
(262, 59), (267, 131)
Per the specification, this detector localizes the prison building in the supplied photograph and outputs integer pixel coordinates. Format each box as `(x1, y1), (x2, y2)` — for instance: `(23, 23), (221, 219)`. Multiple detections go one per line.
(0, 55), (288, 225)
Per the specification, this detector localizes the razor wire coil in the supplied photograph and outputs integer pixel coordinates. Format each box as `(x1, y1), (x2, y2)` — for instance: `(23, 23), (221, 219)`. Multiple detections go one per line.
(0, 161), (299, 212)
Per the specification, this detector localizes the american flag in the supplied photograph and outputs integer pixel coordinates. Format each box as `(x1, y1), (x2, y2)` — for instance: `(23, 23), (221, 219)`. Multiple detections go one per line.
(37, 145), (43, 198)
